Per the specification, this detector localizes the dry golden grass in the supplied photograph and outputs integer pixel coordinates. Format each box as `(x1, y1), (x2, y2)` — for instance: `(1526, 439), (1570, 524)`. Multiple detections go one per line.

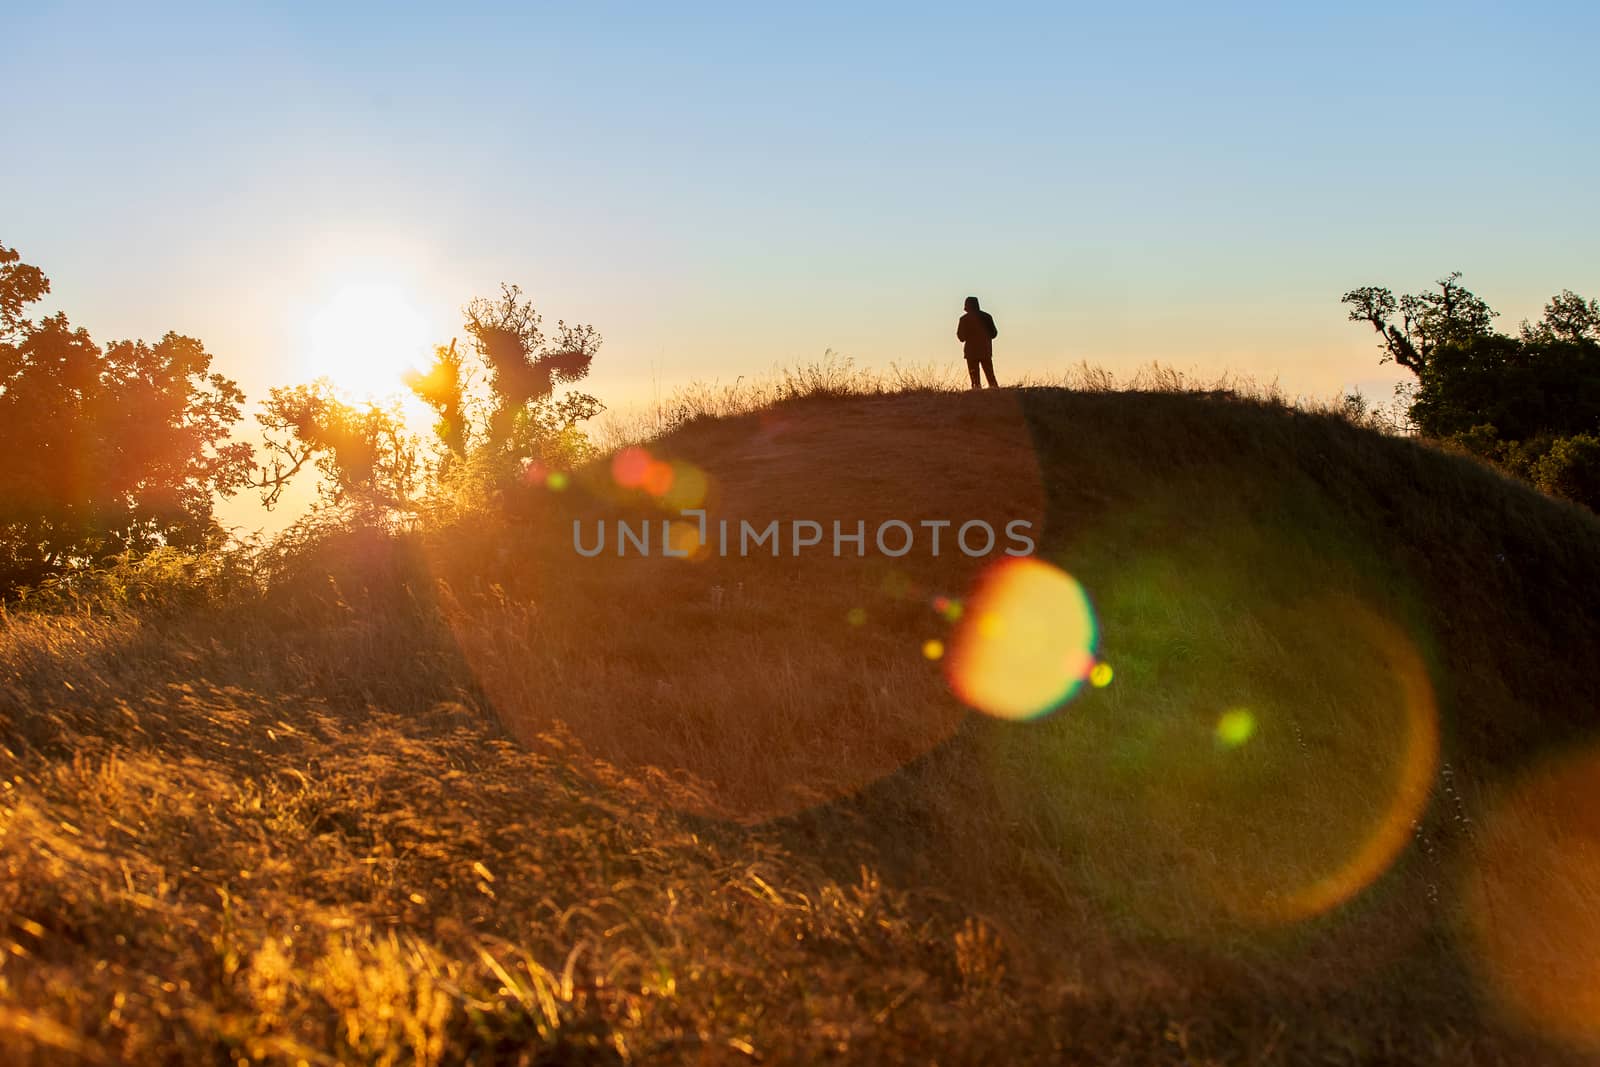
(459, 389), (1044, 819)
(0, 605), (1233, 1065)
(590, 354), (1293, 453)
(4, 381), (1600, 1064)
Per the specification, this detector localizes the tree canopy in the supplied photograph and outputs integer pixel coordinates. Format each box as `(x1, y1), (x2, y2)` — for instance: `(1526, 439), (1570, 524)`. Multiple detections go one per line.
(249, 283), (604, 525)
(0, 242), (252, 595)
(1343, 274), (1600, 509)
(0, 246), (609, 592)
(252, 381), (418, 521)
(399, 284), (603, 515)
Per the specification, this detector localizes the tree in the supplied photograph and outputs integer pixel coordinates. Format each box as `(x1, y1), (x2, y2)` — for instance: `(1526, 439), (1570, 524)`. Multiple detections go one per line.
(1521, 290), (1600, 344)
(1533, 434), (1600, 506)
(459, 283), (602, 457)
(1342, 272), (1600, 511)
(404, 339), (469, 463)
(404, 285), (605, 511)
(1342, 272), (1497, 373)
(0, 243), (252, 595)
(1, 242), (49, 340)
(252, 380), (418, 523)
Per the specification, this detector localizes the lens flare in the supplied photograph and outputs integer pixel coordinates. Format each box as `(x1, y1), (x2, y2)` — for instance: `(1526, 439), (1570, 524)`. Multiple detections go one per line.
(666, 520), (704, 559)
(1260, 601), (1438, 924)
(1089, 662), (1113, 688)
(881, 571), (915, 599)
(642, 460), (674, 498)
(612, 447), (651, 489)
(846, 607), (867, 627)
(1215, 708), (1256, 749)
(660, 462), (708, 510)
(1462, 749), (1600, 1047)
(923, 639), (945, 661)
(986, 580), (1442, 937)
(945, 558), (1097, 721)
(545, 471), (569, 491)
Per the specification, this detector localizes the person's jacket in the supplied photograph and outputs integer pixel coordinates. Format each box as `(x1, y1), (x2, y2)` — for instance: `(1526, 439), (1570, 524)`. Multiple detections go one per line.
(957, 311), (998, 358)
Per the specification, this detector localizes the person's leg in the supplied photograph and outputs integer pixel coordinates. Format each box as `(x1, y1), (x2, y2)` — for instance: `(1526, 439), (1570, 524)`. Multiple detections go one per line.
(966, 358), (982, 390)
(981, 356), (999, 388)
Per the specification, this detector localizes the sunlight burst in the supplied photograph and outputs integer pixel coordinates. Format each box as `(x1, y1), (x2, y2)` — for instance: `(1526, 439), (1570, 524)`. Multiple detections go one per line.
(302, 283), (432, 399)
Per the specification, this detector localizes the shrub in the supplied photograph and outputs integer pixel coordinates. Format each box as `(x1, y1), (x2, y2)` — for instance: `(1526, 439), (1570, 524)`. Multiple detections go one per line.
(1534, 433), (1600, 511)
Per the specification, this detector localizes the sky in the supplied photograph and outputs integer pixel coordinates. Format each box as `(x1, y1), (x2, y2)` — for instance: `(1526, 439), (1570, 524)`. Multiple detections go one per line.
(4, 2), (1597, 526)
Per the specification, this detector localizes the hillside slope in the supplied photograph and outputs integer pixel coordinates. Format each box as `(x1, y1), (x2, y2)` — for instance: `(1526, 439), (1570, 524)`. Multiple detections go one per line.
(3, 386), (1599, 1064)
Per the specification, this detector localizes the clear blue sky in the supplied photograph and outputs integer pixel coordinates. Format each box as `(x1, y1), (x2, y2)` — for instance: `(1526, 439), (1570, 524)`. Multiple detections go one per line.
(4, 1), (1596, 420)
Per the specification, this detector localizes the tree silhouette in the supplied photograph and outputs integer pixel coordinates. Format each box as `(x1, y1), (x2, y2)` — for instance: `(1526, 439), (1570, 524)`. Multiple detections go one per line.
(1343, 272), (1600, 510)
(1520, 290), (1600, 344)
(460, 283), (601, 455)
(1342, 272), (1497, 373)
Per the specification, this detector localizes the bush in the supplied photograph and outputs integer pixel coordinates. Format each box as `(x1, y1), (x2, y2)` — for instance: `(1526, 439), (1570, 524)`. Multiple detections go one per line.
(12, 543), (260, 614)
(1533, 433), (1600, 511)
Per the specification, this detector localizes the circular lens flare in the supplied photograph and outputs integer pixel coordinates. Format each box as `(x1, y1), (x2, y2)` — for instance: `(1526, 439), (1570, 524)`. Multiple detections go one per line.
(945, 558), (1097, 721)
(660, 462), (708, 510)
(665, 520), (704, 559)
(612, 447), (651, 489)
(1258, 600), (1438, 924)
(1215, 708), (1256, 749)
(986, 585), (1442, 937)
(642, 460), (674, 498)
(1463, 749), (1600, 1047)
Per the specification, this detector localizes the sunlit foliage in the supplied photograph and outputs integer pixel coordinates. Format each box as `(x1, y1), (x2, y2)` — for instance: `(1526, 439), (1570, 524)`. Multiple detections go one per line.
(402, 284), (605, 518)
(252, 380), (420, 523)
(0, 242), (252, 596)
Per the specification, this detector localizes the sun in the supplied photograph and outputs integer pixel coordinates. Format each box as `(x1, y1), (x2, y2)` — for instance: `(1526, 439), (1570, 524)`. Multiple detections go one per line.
(302, 283), (432, 399)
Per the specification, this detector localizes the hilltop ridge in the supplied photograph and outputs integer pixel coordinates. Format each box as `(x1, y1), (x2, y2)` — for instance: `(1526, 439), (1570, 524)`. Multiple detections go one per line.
(4, 385), (1600, 1063)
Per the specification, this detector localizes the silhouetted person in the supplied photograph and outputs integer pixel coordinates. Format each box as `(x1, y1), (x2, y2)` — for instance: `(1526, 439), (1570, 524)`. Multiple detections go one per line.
(957, 296), (999, 389)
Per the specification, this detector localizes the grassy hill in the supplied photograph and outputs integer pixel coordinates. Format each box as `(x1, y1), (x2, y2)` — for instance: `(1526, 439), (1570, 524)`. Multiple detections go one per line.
(3, 385), (1599, 1064)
